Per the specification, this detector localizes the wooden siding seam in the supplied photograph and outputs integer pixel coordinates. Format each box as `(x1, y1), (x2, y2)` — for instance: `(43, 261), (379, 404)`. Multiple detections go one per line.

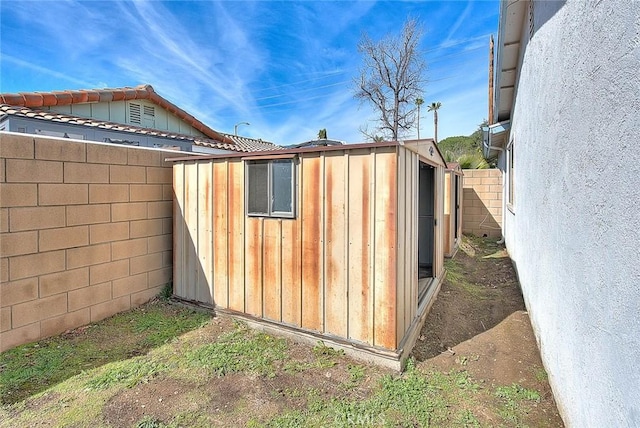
(344, 152), (350, 340)
(370, 149), (376, 346)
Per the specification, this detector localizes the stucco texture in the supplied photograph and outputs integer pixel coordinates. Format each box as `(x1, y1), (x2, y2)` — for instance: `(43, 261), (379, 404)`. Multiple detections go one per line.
(503, 1), (640, 426)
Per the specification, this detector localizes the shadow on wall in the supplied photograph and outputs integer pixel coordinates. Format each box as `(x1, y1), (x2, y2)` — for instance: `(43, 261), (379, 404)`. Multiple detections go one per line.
(462, 188), (502, 238)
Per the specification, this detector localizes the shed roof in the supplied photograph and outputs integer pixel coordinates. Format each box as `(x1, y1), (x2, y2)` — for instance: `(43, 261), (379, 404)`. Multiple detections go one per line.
(168, 138), (447, 167)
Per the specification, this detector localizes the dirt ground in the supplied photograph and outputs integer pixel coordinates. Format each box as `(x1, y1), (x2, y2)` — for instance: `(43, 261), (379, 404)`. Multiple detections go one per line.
(412, 236), (564, 426)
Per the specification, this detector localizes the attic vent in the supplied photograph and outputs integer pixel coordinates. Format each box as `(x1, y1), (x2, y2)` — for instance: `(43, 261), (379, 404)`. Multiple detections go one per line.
(143, 105), (155, 117)
(129, 103), (141, 125)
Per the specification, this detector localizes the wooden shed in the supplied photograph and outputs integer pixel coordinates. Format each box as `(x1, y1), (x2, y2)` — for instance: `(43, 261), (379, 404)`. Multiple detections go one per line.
(444, 162), (464, 257)
(170, 139), (447, 369)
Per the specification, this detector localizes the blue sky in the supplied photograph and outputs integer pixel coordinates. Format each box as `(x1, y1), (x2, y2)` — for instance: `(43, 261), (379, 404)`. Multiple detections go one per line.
(0, 1), (498, 145)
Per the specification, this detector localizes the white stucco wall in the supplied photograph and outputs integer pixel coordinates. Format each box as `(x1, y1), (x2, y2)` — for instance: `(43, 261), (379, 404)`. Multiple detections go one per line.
(504, 1), (640, 426)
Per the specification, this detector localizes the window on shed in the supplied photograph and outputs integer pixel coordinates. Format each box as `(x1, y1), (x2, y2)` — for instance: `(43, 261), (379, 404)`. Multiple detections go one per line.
(246, 158), (295, 218)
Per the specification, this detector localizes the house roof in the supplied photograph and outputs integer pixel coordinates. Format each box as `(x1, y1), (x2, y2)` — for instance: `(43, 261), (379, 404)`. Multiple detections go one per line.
(0, 104), (281, 152)
(0, 84), (237, 145)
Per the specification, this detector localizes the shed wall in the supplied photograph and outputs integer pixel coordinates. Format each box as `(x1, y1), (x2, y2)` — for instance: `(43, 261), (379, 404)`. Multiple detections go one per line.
(173, 146), (401, 350)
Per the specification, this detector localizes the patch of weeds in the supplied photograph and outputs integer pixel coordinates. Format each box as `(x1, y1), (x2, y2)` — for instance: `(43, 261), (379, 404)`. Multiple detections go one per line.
(445, 259), (486, 299)
(312, 341), (344, 357)
(184, 322), (287, 378)
(131, 304), (211, 348)
(534, 366), (548, 382)
(456, 409), (481, 427)
(85, 358), (167, 390)
(160, 282), (173, 300)
(343, 364), (365, 389)
(495, 383), (541, 425)
(136, 415), (167, 428)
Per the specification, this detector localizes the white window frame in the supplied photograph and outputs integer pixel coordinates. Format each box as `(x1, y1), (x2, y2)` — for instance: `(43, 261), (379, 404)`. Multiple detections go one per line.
(245, 157), (296, 219)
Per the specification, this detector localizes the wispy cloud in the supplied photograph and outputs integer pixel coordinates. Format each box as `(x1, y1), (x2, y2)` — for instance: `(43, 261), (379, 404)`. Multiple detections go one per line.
(1, 55), (96, 89)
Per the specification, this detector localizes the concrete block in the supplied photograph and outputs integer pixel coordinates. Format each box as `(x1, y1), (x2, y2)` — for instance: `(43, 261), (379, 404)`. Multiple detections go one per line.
(148, 201), (172, 219)
(0, 231), (37, 257)
(1, 258), (7, 282)
(40, 308), (91, 338)
(39, 184), (88, 206)
(89, 222), (129, 244)
(0, 322), (40, 352)
(64, 162), (109, 183)
(9, 206), (65, 231)
(0, 183), (37, 207)
(489, 185), (503, 193)
(127, 148), (161, 167)
(112, 237), (147, 260)
(130, 253), (162, 275)
(162, 184), (173, 201)
(67, 243), (111, 269)
(147, 167), (172, 184)
(90, 259), (129, 285)
(113, 272), (148, 298)
(68, 282), (112, 311)
(90, 295), (130, 323)
(130, 219), (162, 239)
(131, 286), (162, 306)
(481, 177), (501, 185)
(1, 277), (38, 307)
(12, 293), (67, 328)
(39, 225), (89, 251)
(111, 202), (147, 222)
(35, 137), (86, 162)
(6, 159), (63, 183)
(39, 267), (89, 297)
(66, 204), (110, 226)
(489, 199), (503, 208)
(148, 267), (172, 288)
(0, 159), (5, 182)
(110, 165), (146, 184)
(148, 234), (171, 253)
(0, 208), (6, 233)
(1, 307), (11, 332)
(130, 184), (163, 202)
(9, 250), (65, 281)
(86, 143), (127, 165)
(89, 184), (129, 203)
(0, 134), (34, 159)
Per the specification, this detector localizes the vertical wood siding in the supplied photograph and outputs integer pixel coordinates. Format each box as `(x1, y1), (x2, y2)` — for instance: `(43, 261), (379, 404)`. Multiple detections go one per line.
(173, 145), (436, 351)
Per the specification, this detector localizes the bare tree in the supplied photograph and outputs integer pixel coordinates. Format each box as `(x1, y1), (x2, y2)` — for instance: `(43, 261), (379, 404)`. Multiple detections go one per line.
(354, 18), (426, 141)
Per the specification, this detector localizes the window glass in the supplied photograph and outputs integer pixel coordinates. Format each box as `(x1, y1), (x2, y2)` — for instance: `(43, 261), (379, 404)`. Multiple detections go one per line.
(271, 160), (293, 214)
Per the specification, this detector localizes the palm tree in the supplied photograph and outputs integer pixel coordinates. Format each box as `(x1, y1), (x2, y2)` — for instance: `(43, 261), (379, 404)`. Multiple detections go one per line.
(427, 102), (442, 143)
(415, 98), (424, 139)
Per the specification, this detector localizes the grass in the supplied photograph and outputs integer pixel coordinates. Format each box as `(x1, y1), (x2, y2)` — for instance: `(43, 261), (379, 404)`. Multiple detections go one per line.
(0, 299), (210, 404)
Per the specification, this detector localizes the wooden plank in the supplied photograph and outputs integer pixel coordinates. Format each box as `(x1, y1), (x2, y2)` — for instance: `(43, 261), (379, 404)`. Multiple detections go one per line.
(396, 148), (406, 343)
(173, 163), (185, 298)
(263, 219), (282, 321)
(197, 162), (213, 304)
(245, 217), (263, 317)
(300, 155), (323, 332)
(184, 162), (199, 301)
(212, 161), (229, 308)
(373, 151), (397, 350)
(407, 151), (417, 327)
(323, 152), (347, 337)
(227, 160), (245, 312)
(347, 150), (373, 344)
(281, 217), (302, 327)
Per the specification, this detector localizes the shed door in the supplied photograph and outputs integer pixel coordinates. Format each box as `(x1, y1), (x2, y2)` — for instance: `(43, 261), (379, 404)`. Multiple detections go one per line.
(418, 162), (434, 278)
(454, 175), (460, 239)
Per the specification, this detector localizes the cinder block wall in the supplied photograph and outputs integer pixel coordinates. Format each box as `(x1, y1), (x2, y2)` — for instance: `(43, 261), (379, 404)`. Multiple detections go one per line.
(0, 133), (193, 351)
(461, 169), (502, 238)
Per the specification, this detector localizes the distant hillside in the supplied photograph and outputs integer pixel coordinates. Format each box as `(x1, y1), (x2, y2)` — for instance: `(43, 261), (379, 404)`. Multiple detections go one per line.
(437, 123), (494, 169)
